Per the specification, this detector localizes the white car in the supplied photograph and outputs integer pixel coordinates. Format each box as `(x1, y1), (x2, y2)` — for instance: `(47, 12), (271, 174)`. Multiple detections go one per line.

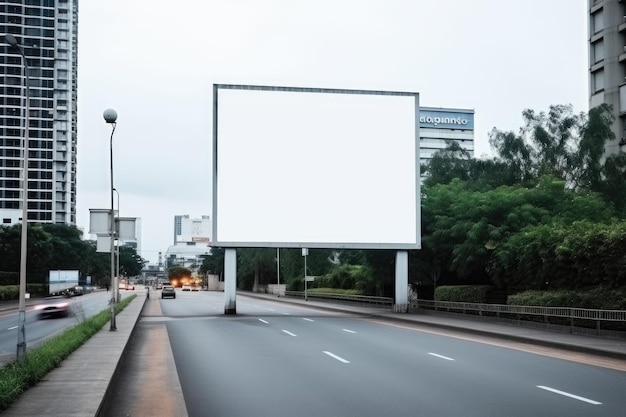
(181, 285), (191, 291)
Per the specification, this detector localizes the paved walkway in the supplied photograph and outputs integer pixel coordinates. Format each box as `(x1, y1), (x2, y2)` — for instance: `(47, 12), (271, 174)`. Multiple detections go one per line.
(2, 292), (146, 417)
(1, 291), (625, 416)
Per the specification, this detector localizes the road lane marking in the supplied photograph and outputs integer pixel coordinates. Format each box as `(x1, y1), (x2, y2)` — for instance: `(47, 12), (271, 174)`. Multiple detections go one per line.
(323, 351), (350, 363)
(282, 330), (297, 337)
(303, 318), (314, 322)
(8, 326), (17, 331)
(282, 312), (291, 315)
(428, 352), (455, 361)
(258, 319), (269, 324)
(537, 386), (602, 405)
(342, 329), (356, 334)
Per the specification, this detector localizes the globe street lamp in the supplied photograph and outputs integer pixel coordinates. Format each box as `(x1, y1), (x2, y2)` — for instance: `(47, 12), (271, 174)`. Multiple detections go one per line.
(5, 34), (30, 362)
(104, 108), (117, 331)
(113, 187), (120, 296)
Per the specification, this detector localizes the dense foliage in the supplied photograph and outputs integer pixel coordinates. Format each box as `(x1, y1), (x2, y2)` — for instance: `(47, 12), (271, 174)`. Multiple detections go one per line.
(0, 223), (146, 289)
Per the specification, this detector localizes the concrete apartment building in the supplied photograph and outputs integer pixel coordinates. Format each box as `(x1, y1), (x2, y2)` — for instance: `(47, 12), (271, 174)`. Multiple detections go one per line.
(589, 0), (626, 156)
(0, 0), (78, 225)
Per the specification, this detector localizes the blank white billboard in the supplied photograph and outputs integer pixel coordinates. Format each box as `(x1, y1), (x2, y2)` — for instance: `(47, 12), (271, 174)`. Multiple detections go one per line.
(212, 85), (420, 249)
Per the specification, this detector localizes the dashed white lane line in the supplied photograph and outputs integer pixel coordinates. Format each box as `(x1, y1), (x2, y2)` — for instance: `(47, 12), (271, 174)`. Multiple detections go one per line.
(8, 326), (17, 331)
(537, 386), (602, 405)
(428, 352), (455, 361)
(282, 330), (297, 337)
(302, 318), (314, 322)
(342, 329), (356, 334)
(282, 312), (291, 315)
(323, 351), (350, 363)
(258, 319), (269, 324)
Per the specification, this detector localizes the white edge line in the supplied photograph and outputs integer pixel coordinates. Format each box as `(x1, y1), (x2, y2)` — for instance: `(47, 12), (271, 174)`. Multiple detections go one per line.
(342, 329), (356, 334)
(8, 326), (18, 330)
(428, 352), (455, 361)
(258, 319), (269, 324)
(537, 386), (602, 405)
(302, 318), (314, 322)
(323, 351), (350, 363)
(282, 330), (297, 337)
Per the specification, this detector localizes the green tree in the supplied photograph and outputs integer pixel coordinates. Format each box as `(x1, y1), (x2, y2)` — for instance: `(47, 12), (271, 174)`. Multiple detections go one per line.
(118, 246), (146, 277)
(199, 247), (225, 276)
(168, 266), (192, 283)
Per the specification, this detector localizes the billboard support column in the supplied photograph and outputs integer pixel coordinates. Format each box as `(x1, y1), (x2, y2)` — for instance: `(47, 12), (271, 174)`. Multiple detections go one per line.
(394, 250), (408, 313)
(224, 248), (237, 314)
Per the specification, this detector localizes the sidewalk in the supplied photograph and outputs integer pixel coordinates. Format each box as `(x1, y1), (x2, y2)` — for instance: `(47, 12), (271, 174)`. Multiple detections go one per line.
(2, 290), (624, 416)
(2, 292), (147, 417)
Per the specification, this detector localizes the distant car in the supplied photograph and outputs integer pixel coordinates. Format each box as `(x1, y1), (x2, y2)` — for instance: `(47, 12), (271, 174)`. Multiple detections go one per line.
(126, 284), (135, 290)
(156, 283), (163, 290)
(34, 296), (71, 319)
(181, 285), (191, 291)
(191, 286), (199, 292)
(161, 285), (176, 299)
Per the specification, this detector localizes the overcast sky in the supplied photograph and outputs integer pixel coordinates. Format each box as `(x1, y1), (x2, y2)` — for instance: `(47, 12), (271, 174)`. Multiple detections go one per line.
(75, 0), (588, 264)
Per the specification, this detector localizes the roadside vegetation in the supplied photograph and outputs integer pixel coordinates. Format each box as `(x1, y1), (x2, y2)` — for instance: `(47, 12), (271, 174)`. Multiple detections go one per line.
(0, 295), (136, 411)
(0, 224), (146, 296)
(200, 104), (626, 309)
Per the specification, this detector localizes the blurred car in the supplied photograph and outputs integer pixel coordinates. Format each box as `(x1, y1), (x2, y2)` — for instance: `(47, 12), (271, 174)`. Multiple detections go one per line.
(126, 284), (135, 290)
(191, 286), (200, 292)
(161, 285), (176, 299)
(34, 295), (71, 319)
(156, 283), (163, 290)
(181, 285), (191, 291)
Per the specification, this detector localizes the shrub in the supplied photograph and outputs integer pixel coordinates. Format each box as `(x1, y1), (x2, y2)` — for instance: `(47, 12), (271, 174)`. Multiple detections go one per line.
(434, 285), (494, 303)
(508, 288), (626, 309)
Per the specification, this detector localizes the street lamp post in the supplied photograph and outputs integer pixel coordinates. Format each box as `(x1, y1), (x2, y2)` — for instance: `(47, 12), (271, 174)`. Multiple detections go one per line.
(104, 109), (117, 331)
(5, 34), (30, 362)
(113, 188), (120, 299)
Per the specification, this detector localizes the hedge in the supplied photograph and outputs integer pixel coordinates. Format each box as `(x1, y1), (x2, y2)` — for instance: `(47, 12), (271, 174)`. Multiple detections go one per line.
(434, 285), (494, 303)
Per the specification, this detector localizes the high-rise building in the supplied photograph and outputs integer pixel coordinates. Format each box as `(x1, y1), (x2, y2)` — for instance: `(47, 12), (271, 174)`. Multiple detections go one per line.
(173, 214), (189, 244)
(0, 0), (78, 225)
(167, 215), (211, 270)
(419, 107), (474, 171)
(588, 0), (626, 156)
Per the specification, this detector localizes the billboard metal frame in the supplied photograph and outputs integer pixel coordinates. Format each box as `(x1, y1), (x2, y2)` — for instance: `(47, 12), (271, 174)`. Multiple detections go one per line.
(212, 84), (420, 250)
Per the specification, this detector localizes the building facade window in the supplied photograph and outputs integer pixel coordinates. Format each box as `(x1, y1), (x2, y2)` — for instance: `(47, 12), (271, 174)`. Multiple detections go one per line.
(592, 40), (604, 63)
(592, 69), (605, 92)
(592, 10), (603, 34)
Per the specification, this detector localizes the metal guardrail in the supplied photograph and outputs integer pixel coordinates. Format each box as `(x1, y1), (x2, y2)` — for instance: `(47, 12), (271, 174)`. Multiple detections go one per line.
(283, 292), (625, 335)
(414, 300), (626, 322)
(285, 291), (393, 308)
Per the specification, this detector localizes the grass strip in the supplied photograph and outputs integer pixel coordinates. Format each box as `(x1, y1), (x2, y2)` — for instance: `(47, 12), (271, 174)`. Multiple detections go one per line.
(0, 294), (136, 411)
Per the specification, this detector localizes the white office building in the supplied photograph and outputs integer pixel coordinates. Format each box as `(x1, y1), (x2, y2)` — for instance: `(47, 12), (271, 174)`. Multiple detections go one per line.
(166, 215), (211, 268)
(419, 106), (475, 170)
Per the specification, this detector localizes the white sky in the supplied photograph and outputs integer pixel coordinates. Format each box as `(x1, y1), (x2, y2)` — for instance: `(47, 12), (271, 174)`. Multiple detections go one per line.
(75, 0), (588, 264)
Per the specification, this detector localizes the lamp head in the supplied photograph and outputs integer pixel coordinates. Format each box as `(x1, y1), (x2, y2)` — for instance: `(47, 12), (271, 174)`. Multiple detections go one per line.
(4, 34), (18, 47)
(103, 108), (118, 124)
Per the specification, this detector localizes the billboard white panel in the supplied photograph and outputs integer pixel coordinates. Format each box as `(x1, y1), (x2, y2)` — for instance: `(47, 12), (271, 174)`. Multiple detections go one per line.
(212, 85), (420, 249)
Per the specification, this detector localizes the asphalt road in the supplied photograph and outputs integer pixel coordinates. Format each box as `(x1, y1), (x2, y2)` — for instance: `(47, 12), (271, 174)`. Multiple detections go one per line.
(0, 291), (112, 365)
(103, 291), (626, 417)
